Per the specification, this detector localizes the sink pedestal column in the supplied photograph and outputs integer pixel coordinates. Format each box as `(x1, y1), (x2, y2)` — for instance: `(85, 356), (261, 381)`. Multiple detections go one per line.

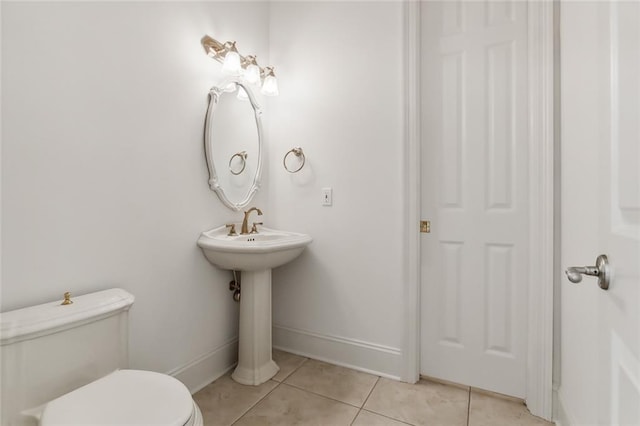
(231, 269), (280, 385)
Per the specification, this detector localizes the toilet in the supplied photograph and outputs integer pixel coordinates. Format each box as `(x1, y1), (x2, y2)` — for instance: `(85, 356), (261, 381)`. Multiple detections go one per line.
(0, 288), (203, 426)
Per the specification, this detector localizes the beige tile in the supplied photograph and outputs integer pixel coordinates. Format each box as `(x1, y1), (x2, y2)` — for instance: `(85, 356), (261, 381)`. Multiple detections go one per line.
(271, 350), (307, 382)
(234, 383), (359, 426)
(468, 391), (553, 426)
(192, 374), (278, 426)
(364, 377), (469, 426)
(352, 410), (412, 426)
(283, 359), (379, 407)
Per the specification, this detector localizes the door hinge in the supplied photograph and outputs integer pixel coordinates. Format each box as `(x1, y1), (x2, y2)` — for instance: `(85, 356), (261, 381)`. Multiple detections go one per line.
(420, 220), (431, 233)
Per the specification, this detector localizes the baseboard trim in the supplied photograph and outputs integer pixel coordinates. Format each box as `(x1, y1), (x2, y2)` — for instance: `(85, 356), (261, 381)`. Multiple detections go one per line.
(168, 337), (238, 394)
(273, 324), (403, 380)
(553, 387), (574, 426)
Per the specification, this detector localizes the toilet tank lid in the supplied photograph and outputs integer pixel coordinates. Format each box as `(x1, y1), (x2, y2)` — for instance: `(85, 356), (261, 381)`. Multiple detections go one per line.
(0, 288), (135, 345)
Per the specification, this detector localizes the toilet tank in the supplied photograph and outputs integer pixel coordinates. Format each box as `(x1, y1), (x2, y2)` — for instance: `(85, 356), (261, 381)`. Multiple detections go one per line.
(0, 289), (135, 426)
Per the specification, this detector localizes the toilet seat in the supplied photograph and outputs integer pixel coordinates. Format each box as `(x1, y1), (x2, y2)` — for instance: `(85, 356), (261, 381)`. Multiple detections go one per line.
(40, 369), (200, 426)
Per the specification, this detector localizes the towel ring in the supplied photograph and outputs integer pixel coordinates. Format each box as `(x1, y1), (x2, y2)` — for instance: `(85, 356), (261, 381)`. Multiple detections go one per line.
(229, 151), (248, 175)
(283, 147), (305, 173)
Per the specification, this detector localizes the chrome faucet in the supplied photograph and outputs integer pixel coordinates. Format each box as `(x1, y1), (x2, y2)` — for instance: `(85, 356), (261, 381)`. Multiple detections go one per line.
(241, 207), (263, 235)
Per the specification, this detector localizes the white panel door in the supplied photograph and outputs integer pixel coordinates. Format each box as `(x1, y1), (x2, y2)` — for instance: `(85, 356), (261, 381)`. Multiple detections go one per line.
(420, 1), (529, 397)
(560, 1), (640, 424)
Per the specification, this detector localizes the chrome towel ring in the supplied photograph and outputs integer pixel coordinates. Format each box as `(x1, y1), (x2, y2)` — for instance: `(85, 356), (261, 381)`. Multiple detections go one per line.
(229, 151), (248, 175)
(283, 147), (305, 173)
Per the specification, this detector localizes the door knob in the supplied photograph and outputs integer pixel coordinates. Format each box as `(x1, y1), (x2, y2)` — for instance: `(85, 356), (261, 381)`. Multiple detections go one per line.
(565, 254), (610, 290)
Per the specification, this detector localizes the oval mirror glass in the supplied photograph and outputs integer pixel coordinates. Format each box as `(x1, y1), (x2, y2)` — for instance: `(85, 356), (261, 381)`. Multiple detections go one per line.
(204, 80), (263, 211)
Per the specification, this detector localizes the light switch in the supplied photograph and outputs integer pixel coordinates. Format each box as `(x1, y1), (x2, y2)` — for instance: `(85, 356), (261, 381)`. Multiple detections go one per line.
(322, 188), (333, 206)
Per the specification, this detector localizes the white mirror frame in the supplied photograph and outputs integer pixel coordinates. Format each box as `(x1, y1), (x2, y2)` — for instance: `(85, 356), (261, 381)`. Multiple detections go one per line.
(204, 79), (263, 211)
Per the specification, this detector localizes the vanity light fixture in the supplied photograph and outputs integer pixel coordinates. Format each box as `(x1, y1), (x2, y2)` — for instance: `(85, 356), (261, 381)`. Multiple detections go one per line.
(201, 35), (279, 96)
(243, 56), (261, 85)
(260, 67), (279, 97)
(221, 42), (242, 76)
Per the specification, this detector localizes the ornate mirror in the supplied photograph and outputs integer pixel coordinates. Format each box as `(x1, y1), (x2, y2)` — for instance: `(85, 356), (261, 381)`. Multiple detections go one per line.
(204, 79), (263, 211)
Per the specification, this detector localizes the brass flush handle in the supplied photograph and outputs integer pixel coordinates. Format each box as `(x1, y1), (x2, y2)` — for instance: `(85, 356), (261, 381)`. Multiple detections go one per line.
(61, 292), (73, 305)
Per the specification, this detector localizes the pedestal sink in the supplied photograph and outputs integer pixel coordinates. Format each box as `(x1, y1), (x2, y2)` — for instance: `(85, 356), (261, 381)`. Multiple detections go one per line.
(197, 225), (312, 385)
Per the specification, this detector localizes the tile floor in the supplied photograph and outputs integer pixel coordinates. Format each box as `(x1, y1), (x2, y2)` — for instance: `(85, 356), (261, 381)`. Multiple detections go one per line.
(193, 350), (554, 426)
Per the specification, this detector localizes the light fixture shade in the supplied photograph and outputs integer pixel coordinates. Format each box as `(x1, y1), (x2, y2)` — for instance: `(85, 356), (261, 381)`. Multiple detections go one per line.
(261, 75), (279, 96)
(237, 86), (249, 101)
(244, 64), (261, 85)
(222, 51), (242, 76)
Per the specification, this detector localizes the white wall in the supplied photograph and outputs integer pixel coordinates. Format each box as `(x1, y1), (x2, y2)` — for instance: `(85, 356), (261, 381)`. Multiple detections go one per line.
(2, 0), (409, 385)
(1, 1), (270, 391)
(267, 1), (406, 378)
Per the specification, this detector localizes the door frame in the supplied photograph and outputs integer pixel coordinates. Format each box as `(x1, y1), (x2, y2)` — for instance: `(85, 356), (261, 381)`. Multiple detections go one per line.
(401, 0), (555, 420)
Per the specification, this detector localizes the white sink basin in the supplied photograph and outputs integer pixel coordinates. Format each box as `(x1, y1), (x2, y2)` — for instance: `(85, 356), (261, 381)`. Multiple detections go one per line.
(197, 225), (312, 271)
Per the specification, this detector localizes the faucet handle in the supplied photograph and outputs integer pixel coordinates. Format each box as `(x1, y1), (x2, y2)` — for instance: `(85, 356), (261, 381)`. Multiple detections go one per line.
(250, 222), (263, 234)
(225, 224), (237, 236)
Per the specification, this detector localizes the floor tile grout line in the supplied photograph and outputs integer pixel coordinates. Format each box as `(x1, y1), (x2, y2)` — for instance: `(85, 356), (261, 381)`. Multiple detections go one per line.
(349, 377), (380, 426)
(272, 357), (309, 384)
(230, 380), (282, 426)
(286, 357), (309, 380)
(349, 408), (362, 426)
(229, 355), (309, 425)
(279, 381), (368, 410)
(357, 377), (418, 426)
(282, 358), (381, 410)
(361, 376), (380, 409)
(359, 409), (416, 426)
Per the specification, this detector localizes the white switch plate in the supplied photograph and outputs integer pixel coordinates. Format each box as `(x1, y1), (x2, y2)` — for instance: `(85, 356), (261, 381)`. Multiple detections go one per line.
(322, 187), (333, 206)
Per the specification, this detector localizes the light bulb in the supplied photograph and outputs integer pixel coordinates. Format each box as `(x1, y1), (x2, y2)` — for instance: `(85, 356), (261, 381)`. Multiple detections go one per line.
(261, 75), (279, 96)
(244, 64), (261, 85)
(237, 86), (249, 101)
(222, 51), (242, 76)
